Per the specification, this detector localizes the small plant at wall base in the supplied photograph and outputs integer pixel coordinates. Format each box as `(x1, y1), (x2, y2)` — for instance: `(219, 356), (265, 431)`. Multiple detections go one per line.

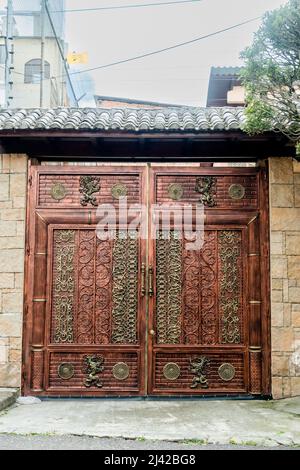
(240, 0), (300, 156)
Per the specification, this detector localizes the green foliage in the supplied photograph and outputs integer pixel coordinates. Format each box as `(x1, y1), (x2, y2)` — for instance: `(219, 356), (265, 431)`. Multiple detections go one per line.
(240, 0), (300, 153)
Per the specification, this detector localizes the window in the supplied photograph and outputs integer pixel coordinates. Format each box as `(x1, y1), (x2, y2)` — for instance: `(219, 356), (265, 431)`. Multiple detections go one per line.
(24, 59), (50, 84)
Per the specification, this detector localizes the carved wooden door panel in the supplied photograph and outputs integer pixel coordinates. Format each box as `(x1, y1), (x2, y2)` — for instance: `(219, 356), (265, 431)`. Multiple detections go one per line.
(148, 167), (270, 396)
(23, 166), (147, 396)
(23, 164), (270, 397)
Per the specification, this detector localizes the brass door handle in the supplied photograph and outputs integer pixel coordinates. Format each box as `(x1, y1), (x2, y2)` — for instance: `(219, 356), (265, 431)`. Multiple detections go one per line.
(149, 329), (155, 336)
(141, 263), (146, 296)
(148, 265), (154, 297)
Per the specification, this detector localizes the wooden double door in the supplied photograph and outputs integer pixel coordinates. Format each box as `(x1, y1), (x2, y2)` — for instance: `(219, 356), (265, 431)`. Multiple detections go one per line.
(23, 164), (270, 396)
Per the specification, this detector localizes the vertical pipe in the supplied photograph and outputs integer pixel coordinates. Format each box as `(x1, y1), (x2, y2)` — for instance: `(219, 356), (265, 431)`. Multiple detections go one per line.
(40, 0), (45, 107)
(5, 0), (13, 108)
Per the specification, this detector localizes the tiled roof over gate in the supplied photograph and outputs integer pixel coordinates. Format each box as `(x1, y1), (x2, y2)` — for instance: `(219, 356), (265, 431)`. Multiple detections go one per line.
(0, 107), (245, 132)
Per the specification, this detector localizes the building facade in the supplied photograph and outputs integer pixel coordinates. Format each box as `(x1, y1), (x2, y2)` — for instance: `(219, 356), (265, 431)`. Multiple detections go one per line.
(0, 0), (68, 108)
(0, 107), (298, 399)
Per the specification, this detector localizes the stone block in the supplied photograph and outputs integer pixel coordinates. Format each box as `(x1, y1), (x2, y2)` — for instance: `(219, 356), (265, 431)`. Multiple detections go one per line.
(271, 303), (284, 327)
(293, 160), (300, 173)
(0, 237), (25, 249)
(272, 327), (294, 352)
(0, 362), (21, 387)
(0, 338), (8, 364)
(269, 157), (294, 184)
(13, 196), (26, 209)
(292, 305), (300, 327)
(271, 257), (287, 278)
(283, 377), (291, 398)
(0, 315), (22, 337)
(271, 243), (283, 255)
(272, 377), (283, 399)
(16, 221), (25, 237)
(286, 234), (300, 255)
(272, 355), (289, 376)
(0, 273), (14, 288)
(10, 174), (26, 198)
(291, 378), (300, 397)
(0, 220), (16, 237)
(2, 292), (23, 314)
(0, 175), (9, 201)
(289, 287), (300, 303)
(288, 256), (300, 280)
(0, 249), (24, 273)
(272, 290), (283, 302)
(271, 209), (300, 231)
(9, 155), (27, 173)
(9, 349), (21, 362)
(272, 278), (283, 290)
(9, 337), (21, 350)
(271, 232), (283, 244)
(271, 184), (294, 207)
(295, 186), (300, 207)
(0, 208), (25, 221)
(14, 273), (24, 289)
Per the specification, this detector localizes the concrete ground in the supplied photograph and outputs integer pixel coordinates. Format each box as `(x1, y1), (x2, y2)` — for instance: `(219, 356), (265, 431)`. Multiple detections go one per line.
(0, 434), (295, 450)
(0, 397), (299, 448)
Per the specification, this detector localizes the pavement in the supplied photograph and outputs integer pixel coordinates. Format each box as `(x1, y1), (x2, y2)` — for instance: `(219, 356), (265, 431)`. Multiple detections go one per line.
(0, 434), (296, 450)
(0, 395), (299, 448)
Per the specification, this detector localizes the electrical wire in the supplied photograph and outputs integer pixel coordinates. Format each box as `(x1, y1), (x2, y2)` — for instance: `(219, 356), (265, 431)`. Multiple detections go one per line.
(50, 0), (204, 14)
(68, 16), (260, 76)
(44, 0), (79, 105)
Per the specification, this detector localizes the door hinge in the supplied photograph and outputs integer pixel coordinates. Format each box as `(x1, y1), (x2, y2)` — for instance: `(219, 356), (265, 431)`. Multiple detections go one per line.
(28, 175), (33, 186)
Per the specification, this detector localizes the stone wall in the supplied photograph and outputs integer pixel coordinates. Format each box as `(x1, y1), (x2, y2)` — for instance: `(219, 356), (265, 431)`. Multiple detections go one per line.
(0, 154), (27, 388)
(270, 157), (300, 398)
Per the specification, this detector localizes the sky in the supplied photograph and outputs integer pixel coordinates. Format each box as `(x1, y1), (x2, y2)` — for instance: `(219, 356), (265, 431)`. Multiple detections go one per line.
(2, 0), (290, 107)
(63, 0), (290, 107)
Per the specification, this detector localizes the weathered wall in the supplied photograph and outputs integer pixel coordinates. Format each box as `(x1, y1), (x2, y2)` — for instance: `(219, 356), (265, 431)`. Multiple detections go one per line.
(0, 154), (27, 387)
(270, 157), (300, 398)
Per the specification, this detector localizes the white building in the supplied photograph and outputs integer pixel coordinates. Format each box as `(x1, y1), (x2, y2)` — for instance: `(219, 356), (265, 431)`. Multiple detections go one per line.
(0, 0), (70, 108)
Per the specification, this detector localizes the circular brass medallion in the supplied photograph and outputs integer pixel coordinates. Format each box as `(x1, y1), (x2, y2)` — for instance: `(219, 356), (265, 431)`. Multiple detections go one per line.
(58, 363), (74, 380)
(228, 184), (245, 200)
(111, 184), (127, 199)
(163, 362), (181, 380)
(112, 362), (130, 380)
(50, 182), (67, 201)
(168, 183), (184, 201)
(218, 363), (235, 382)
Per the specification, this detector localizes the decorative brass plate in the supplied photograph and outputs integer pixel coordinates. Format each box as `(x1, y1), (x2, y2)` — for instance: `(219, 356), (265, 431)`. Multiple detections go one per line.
(228, 184), (245, 200)
(218, 363), (236, 381)
(168, 183), (184, 201)
(111, 183), (128, 199)
(51, 183), (67, 201)
(163, 362), (181, 380)
(112, 362), (130, 380)
(58, 363), (74, 380)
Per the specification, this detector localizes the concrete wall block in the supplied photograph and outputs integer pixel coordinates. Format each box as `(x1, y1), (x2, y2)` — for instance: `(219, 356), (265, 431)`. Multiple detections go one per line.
(269, 157), (294, 184)
(0, 175), (9, 201)
(271, 184), (294, 207)
(0, 362), (21, 388)
(0, 315), (22, 337)
(0, 249), (24, 273)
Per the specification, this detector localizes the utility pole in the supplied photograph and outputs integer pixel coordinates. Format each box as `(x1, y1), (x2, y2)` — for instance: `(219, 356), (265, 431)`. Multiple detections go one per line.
(40, 0), (46, 108)
(5, 0), (14, 108)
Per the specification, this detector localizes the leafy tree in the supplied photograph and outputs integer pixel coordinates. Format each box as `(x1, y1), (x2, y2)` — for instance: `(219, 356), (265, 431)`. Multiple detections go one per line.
(240, 0), (300, 155)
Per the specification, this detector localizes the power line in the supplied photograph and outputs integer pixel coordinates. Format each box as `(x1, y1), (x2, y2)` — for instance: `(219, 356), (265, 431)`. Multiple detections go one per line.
(68, 16), (260, 77)
(44, 0), (79, 106)
(51, 0), (204, 14)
